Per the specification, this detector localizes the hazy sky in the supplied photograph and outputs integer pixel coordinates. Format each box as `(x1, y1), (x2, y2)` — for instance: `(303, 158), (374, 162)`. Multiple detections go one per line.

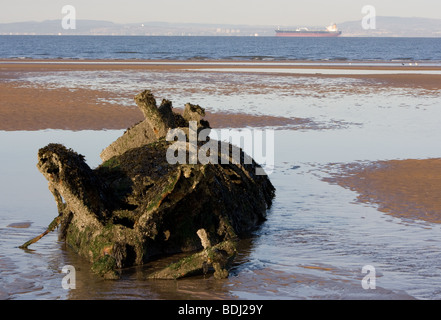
(2, 0), (441, 25)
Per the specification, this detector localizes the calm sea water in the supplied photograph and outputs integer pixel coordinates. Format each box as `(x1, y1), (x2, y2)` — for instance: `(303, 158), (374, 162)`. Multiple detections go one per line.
(1, 35), (441, 62)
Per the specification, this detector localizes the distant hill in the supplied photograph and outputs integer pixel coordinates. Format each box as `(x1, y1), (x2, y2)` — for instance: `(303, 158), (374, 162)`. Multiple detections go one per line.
(0, 19), (274, 36)
(338, 16), (441, 37)
(0, 17), (440, 37)
(0, 20), (118, 35)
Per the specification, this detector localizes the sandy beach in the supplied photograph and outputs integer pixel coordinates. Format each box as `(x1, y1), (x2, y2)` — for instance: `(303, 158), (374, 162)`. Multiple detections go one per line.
(2, 60), (340, 130)
(325, 159), (441, 224)
(1, 60), (441, 224)
(2, 58), (441, 299)
(1, 60), (440, 130)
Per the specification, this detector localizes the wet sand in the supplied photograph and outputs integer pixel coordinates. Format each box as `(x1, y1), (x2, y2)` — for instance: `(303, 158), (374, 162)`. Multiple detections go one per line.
(325, 159), (441, 224)
(2, 59), (441, 225)
(0, 81), (314, 131)
(1, 59), (440, 131)
(0, 82), (143, 131)
(2, 59), (441, 89)
(2, 59), (441, 300)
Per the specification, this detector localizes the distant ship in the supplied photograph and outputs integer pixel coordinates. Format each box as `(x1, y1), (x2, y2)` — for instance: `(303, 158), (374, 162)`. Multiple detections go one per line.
(275, 23), (342, 37)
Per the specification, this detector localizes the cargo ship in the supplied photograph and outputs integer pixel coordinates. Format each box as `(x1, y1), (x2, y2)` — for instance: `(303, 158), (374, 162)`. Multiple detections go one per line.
(275, 23), (342, 37)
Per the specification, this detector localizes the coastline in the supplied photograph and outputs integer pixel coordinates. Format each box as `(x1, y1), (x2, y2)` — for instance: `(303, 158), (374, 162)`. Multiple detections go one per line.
(2, 58), (441, 72)
(1, 59), (440, 131)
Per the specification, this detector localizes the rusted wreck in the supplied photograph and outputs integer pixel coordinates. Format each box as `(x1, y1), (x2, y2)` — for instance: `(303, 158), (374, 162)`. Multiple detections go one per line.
(22, 90), (275, 279)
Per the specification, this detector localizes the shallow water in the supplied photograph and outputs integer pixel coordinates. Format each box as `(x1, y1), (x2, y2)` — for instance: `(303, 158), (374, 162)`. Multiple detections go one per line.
(1, 69), (441, 299)
(191, 67), (441, 75)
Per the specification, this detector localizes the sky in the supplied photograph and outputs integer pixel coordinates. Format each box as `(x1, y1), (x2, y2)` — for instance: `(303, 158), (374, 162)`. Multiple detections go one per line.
(1, 0), (441, 26)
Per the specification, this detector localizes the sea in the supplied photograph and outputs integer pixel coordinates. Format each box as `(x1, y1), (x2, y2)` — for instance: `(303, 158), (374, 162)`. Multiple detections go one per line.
(1, 36), (441, 301)
(0, 35), (441, 62)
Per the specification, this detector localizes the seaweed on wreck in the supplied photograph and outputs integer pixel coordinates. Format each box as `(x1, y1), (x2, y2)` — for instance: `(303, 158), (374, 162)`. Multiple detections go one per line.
(21, 90), (275, 280)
